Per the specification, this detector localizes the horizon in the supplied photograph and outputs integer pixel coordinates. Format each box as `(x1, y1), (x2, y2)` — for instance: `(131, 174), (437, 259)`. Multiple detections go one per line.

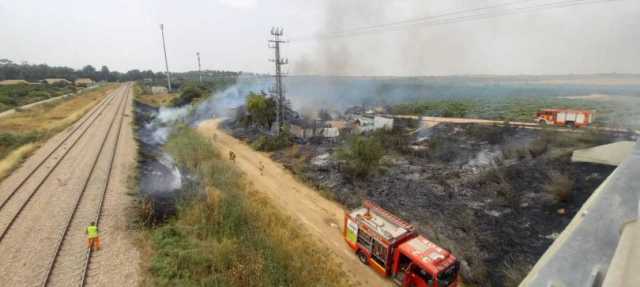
(1, 0), (638, 76)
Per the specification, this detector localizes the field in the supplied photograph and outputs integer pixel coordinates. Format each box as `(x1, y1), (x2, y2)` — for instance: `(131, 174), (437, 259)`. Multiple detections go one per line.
(282, 76), (640, 130)
(0, 83), (77, 112)
(0, 84), (116, 179)
(261, 124), (626, 286)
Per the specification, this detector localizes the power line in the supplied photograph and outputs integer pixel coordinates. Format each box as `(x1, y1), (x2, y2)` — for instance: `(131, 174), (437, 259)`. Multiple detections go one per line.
(291, 0), (622, 42)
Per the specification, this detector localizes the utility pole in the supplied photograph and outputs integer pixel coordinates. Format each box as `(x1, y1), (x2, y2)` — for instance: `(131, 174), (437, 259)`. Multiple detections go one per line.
(196, 52), (202, 84)
(269, 27), (288, 135)
(159, 24), (172, 91)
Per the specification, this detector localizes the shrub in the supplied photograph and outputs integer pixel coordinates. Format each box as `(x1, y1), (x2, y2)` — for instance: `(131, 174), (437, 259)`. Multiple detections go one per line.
(250, 128), (293, 151)
(245, 92), (276, 129)
(336, 135), (384, 178)
(172, 84), (208, 106)
(544, 172), (574, 203)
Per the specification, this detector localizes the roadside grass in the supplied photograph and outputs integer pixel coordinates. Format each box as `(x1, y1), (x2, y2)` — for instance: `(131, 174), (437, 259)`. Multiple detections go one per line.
(0, 84), (116, 179)
(0, 143), (38, 179)
(140, 126), (350, 287)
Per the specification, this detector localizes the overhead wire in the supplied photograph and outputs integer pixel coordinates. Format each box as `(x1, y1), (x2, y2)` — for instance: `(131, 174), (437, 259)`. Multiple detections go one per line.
(290, 0), (623, 42)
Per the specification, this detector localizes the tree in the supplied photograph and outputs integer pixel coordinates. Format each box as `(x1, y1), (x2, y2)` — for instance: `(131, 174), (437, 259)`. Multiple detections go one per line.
(99, 66), (111, 82)
(81, 65), (97, 80)
(246, 92), (276, 129)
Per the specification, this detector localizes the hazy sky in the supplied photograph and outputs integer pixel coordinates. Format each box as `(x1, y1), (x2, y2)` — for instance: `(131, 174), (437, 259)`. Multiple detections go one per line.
(1, 0), (638, 76)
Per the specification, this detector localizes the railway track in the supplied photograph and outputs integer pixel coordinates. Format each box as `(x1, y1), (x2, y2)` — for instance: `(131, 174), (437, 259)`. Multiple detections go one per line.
(0, 83), (132, 286)
(41, 84), (131, 287)
(0, 85), (122, 242)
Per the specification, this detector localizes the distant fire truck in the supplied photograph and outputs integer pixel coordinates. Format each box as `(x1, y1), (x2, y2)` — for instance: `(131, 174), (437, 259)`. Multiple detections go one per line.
(344, 201), (460, 287)
(535, 109), (594, 128)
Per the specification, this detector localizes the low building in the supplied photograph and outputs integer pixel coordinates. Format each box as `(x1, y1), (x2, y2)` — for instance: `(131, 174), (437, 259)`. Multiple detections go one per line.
(44, 78), (71, 85)
(74, 78), (95, 87)
(0, 79), (30, 86)
(151, 86), (168, 94)
(322, 127), (340, 138)
(326, 120), (348, 129)
(374, 116), (394, 130)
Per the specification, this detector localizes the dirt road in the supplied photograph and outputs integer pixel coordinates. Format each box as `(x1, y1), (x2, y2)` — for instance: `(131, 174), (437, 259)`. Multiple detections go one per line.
(198, 119), (393, 287)
(0, 84), (139, 286)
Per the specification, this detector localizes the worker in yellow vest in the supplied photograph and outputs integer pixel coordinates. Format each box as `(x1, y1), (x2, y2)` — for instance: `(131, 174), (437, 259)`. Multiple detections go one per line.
(86, 221), (101, 251)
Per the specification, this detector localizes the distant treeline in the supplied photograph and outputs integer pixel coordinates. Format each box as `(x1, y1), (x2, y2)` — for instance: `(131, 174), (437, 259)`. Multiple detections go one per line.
(0, 58), (240, 83)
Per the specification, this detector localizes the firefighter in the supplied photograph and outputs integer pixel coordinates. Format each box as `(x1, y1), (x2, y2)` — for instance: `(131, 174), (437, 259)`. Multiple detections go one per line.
(258, 161), (264, 176)
(86, 221), (101, 251)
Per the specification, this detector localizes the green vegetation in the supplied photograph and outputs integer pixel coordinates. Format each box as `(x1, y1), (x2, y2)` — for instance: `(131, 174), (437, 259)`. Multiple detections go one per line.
(337, 135), (384, 178)
(0, 84), (76, 112)
(391, 100), (473, 118)
(245, 92), (276, 129)
(0, 132), (42, 160)
(171, 84), (209, 107)
(142, 126), (349, 287)
(251, 128), (293, 151)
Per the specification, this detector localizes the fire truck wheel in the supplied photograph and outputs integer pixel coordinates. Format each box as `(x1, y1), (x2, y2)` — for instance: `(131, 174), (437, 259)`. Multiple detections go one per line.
(357, 250), (368, 265)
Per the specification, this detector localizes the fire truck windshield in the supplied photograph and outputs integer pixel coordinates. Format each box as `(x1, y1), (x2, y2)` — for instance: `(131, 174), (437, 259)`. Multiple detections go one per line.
(437, 261), (459, 286)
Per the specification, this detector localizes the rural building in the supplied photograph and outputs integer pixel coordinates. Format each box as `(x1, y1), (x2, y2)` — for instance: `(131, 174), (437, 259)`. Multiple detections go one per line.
(0, 79), (30, 86)
(353, 116), (375, 133)
(322, 127), (340, 138)
(44, 78), (71, 85)
(151, 86), (168, 94)
(326, 120), (348, 129)
(374, 116), (394, 130)
(74, 78), (94, 87)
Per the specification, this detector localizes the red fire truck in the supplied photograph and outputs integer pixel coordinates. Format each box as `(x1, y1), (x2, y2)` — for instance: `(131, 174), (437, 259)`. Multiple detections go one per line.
(344, 201), (460, 287)
(535, 109), (594, 128)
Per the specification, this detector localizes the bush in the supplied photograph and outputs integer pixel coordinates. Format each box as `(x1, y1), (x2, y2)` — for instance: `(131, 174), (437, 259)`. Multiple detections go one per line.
(337, 135), (384, 178)
(250, 128), (293, 151)
(245, 92), (276, 129)
(172, 84), (208, 106)
(544, 172), (574, 203)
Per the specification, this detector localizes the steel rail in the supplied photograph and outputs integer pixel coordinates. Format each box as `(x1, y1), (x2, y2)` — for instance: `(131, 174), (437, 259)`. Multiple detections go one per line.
(0, 86), (125, 243)
(41, 84), (131, 287)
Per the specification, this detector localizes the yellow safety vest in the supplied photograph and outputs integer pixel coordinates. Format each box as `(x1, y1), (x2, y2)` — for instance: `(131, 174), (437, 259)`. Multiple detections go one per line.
(87, 225), (98, 238)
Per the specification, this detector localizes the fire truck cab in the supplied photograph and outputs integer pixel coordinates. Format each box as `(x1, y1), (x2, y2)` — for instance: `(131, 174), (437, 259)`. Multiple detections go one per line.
(344, 201), (460, 287)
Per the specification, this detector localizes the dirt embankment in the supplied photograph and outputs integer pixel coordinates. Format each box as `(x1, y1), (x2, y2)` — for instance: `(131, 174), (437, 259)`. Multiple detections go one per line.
(198, 119), (393, 287)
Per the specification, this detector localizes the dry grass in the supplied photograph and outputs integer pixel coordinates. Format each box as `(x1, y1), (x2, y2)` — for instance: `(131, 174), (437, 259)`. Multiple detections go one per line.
(0, 84), (116, 133)
(135, 93), (177, 108)
(0, 84), (116, 178)
(140, 126), (350, 287)
(544, 172), (575, 203)
(0, 143), (38, 180)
